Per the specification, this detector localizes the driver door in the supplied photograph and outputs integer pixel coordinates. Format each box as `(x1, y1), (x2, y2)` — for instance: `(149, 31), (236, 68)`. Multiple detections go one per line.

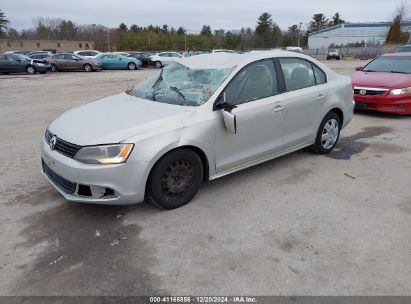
(214, 59), (286, 173)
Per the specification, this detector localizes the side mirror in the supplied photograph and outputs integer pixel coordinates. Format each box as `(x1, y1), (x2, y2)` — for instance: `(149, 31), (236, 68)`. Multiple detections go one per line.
(16, 58), (21, 62)
(214, 93), (237, 134)
(355, 66), (363, 71)
(222, 110), (237, 134)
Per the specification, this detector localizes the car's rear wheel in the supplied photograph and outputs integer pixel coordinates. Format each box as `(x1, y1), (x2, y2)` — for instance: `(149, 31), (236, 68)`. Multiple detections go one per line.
(83, 64), (92, 72)
(128, 62), (136, 70)
(155, 61), (162, 68)
(26, 65), (36, 75)
(146, 148), (203, 209)
(50, 64), (58, 72)
(311, 111), (341, 154)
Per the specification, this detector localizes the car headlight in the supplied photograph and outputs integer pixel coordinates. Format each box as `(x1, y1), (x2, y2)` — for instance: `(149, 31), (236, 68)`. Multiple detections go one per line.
(390, 87), (411, 95)
(74, 144), (134, 164)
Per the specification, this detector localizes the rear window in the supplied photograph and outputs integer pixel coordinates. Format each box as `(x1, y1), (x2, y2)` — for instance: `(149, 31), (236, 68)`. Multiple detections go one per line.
(363, 56), (411, 74)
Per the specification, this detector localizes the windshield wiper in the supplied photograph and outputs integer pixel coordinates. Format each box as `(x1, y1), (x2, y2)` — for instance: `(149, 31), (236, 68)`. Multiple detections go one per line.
(170, 86), (187, 105)
(389, 71), (408, 74)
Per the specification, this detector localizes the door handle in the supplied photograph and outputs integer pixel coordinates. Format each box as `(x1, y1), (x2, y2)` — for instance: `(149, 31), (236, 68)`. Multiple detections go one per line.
(274, 105), (285, 112)
(317, 94), (325, 100)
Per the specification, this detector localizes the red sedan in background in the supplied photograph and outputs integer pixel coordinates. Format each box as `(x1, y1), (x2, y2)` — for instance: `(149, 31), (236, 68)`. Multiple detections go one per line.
(351, 52), (411, 115)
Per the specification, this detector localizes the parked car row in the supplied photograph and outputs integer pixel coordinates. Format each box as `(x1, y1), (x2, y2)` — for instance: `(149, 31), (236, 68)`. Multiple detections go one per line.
(0, 51), (145, 74)
(1, 49), (241, 74)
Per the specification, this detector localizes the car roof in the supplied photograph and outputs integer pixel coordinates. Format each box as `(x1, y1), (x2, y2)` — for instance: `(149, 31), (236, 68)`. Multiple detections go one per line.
(179, 50), (315, 69)
(382, 52), (411, 57)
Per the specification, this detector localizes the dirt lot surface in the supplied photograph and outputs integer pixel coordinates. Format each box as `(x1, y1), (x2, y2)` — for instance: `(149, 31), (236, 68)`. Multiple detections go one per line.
(0, 60), (410, 296)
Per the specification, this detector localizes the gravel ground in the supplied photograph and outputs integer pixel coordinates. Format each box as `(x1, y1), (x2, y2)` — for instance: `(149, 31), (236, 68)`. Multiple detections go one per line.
(0, 60), (410, 296)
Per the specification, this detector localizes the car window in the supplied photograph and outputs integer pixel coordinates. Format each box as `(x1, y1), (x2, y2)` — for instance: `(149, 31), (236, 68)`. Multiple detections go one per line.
(159, 53), (167, 57)
(53, 54), (64, 60)
(0, 55), (6, 60)
(363, 56), (411, 74)
(224, 59), (278, 106)
(77, 52), (86, 56)
(313, 65), (326, 84)
(279, 58), (316, 91)
(395, 46), (411, 53)
(170, 53), (181, 58)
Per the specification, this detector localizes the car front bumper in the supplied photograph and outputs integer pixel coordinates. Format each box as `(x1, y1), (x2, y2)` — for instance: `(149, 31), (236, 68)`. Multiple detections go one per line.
(35, 64), (51, 72)
(354, 95), (411, 115)
(41, 139), (147, 205)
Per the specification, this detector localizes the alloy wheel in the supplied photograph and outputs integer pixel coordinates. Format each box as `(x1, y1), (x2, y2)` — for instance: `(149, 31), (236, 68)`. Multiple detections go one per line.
(321, 118), (339, 149)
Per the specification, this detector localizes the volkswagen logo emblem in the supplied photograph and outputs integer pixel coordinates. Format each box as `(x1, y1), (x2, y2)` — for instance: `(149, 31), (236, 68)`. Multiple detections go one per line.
(359, 89), (367, 96)
(49, 135), (57, 150)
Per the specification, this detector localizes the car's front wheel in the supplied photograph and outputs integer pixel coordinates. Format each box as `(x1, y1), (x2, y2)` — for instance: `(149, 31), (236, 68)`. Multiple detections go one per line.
(50, 64), (58, 72)
(146, 148), (203, 209)
(311, 111), (341, 154)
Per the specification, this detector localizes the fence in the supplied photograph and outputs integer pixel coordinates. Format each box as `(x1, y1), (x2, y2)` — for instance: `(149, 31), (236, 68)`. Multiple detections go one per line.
(304, 44), (401, 60)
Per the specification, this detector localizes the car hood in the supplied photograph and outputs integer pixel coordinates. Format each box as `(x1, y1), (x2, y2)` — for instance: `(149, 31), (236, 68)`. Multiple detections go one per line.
(351, 71), (411, 89)
(48, 92), (193, 146)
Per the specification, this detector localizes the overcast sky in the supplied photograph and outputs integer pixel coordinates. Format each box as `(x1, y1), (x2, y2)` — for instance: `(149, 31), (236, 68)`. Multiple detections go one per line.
(1, 0), (405, 32)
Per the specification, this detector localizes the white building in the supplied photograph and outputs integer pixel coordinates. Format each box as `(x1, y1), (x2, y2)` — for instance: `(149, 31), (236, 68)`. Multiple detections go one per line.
(308, 22), (411, 49)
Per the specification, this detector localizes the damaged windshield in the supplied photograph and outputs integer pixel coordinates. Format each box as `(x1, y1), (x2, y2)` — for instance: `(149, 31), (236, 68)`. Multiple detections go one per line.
(130, 63), (234, 106)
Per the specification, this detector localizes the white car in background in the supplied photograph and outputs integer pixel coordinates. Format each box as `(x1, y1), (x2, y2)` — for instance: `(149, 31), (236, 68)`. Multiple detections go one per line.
(150, 51), (182, 68)
(41, 51), (353, 209)
(74, 50), (101, 59)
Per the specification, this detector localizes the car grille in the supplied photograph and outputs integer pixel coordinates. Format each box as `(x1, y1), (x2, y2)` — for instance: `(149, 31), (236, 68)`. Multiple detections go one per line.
(353, 87), (388, 96)
(45, 130), (82, 158)
(42, 160), (76, 194)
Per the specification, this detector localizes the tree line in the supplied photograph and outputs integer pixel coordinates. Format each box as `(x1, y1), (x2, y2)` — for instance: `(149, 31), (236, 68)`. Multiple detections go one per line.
(0, 6), (408, 51)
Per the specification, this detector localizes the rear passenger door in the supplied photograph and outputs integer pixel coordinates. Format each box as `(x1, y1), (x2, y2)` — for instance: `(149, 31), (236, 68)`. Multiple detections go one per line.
(278, 57), (328, 149)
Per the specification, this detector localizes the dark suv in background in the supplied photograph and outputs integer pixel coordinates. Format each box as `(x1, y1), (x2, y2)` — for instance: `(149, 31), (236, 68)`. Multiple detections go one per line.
(127, 52), (151, 67)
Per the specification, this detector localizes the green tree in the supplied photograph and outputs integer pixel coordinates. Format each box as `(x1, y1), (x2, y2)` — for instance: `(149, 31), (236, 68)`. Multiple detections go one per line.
(200, 25), (212, 36)
(386, 15), (409, 43)
(329, 12), (345, 26)
(309, 13), (329, 32)
(118, 23), (128, 31)
(283, 24), (299, 47)
(176, 27), (185, 35)
(256, 12), (273, 35)
(0, 10), (10, 37)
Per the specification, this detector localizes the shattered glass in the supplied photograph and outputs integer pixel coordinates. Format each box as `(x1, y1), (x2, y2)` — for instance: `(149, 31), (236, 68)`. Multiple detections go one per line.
(130, 63), (234, 106)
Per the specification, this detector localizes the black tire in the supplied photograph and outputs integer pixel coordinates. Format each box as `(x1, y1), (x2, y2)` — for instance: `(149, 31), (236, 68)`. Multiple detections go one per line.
(155, 61), (162, 68)
(311, 111), (341, 154)
(40, 71), (47, 74)
(50, 64), (58, 72)
(26, 65), (36, 75)
(326, 56), (330, 60)
(83, 64), (92, 72)
(146, 148), (203, 210)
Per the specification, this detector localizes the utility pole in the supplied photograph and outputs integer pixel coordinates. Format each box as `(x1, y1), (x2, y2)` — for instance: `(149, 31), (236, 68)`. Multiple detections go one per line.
(297, 22), (303, 47)
(107, 29), (111, 52)
(184, 31), (187, 52)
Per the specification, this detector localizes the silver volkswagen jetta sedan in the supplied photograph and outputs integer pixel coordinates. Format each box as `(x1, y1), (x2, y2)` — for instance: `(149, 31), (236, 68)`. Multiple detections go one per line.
(41, 51), (354, 209)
